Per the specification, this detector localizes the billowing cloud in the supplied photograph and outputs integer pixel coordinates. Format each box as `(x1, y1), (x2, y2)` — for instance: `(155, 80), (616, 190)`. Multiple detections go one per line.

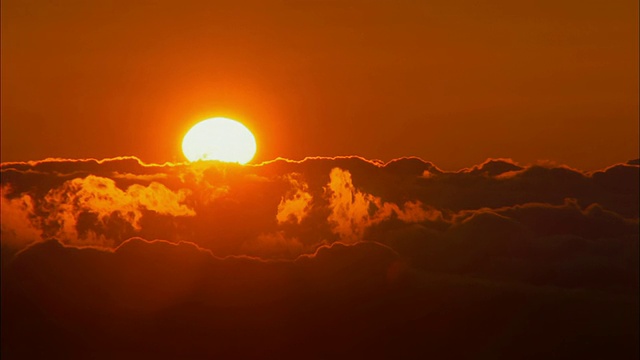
(2, 156), (637, 258)
(1, 156), (638, 358)
(325, 167), (442, 242)
(325, 167), (384, 242)
(0, 186), (40, 249)
(276, 173), (313, 225)
(9, 175), (195, 248)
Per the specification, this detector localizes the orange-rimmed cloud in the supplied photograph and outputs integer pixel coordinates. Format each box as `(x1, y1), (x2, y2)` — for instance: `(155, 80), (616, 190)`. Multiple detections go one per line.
(0, 185), (41, 249)
(276, 173), (313, 225)
(325, 167), (442, 243)
(40, 175), (194, 247)
(2, 155), (638, 359)
(1, 156), (637, 260)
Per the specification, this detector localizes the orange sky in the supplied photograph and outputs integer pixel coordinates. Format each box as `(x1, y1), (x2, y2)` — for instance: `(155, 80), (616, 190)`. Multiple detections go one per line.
(1, 0), (638, 170)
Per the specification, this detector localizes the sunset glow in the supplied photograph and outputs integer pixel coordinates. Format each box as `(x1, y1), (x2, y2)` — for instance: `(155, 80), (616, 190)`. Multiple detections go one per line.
(182, 118), (256, 164)
(1, 0), (638, 358)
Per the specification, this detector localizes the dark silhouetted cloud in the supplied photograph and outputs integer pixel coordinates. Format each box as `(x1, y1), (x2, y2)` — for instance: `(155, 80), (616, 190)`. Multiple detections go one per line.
(1, 156), (638, 358)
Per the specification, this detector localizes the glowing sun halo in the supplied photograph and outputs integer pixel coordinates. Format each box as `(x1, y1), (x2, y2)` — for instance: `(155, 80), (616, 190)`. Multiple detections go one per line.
(182, 117), (257, 164)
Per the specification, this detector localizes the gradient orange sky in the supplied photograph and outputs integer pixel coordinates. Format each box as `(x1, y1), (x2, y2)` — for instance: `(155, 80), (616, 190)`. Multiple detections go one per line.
(1, 0), (638, 169)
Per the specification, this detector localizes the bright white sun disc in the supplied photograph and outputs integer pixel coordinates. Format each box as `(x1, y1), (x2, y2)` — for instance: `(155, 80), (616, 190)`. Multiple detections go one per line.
(182, 117), (257, 164)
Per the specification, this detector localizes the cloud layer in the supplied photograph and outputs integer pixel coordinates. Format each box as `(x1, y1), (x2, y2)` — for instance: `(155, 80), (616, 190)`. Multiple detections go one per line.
(2, 156), (638, 358)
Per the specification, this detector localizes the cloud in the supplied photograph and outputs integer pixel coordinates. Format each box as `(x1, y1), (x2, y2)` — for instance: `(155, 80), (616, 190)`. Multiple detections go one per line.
(111, 171), (169, 181)
(25, 175), (195, 248)
(1, 156), (637, 358)
(2, 156), (637, 258)
(276, 173), (313, 225)
(0, 185), (41, 249)
(371, 198), (639, 289)
(325, 167), (442, 243)
(242, 231), (306, 259)
(460, 158), (523, 176)
(3, 236), (637, 359)
(325, 167), (384, 242)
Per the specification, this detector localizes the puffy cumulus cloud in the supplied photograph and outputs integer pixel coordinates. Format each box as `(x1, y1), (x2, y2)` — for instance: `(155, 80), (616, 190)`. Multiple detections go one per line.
(276, 173), (313, 225)
(325, 167), (382, 242)
(1, 156), (638, 358)
(2, 157), (637, 260)
(325, 168), (441, 242)
(0, 186), (41, 249)
(26, 175), (194, 247)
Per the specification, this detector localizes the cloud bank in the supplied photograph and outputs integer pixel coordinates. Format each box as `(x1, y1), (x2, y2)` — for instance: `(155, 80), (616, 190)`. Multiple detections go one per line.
(2, 156), (638, 358)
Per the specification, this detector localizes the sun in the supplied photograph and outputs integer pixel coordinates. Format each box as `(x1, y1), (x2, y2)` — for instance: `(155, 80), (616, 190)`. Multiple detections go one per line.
(182, 117), (257, 164)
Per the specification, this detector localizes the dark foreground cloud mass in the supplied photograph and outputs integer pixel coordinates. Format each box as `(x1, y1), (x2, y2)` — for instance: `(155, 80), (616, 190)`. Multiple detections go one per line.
(2, 157), (638, 359)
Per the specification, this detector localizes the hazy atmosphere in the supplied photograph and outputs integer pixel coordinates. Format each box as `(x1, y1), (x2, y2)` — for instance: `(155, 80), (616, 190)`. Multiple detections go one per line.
(2, 1), (638, 358)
